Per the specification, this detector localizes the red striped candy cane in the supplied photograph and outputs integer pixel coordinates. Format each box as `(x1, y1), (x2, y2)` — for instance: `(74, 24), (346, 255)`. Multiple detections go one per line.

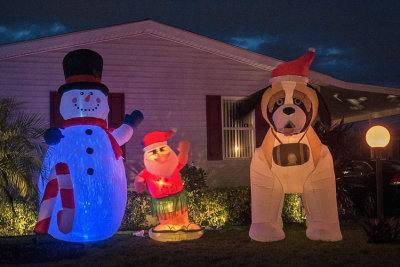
(34, 163), (75, 235)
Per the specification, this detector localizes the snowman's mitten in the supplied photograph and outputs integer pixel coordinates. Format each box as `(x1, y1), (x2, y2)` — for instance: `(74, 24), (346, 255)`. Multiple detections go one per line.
(123, 110), (144, 129)
(44, 127), (64, 145)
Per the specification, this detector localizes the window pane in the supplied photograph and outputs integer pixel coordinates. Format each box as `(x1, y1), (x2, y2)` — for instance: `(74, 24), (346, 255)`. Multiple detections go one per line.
(223, 99), (252, 128)
(223, 129), (254, 158)
(222, 98), (254, 159)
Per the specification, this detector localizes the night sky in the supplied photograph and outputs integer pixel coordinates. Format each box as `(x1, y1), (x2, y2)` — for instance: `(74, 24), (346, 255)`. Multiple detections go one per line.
(1, 0), (399, 88)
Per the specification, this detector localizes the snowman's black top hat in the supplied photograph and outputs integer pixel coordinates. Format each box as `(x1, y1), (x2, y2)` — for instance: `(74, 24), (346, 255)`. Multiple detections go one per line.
(58, 49), (109, 96)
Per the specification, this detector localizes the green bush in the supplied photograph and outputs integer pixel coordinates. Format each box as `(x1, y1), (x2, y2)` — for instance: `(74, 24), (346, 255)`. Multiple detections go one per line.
(119, 191), (154, 231)
(282, 194), (306, 223)
(120, 164), (305, 229)
(120, 187), (304, 229)
(1, 165), (305, 235)
(0, 197), (38, 236)
(181, 164), (208, 192)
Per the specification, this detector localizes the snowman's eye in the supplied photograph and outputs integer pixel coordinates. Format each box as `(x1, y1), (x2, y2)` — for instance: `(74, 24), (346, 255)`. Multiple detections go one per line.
(293, 98), (302, 105)
(90, 92), (93, 95)
(80, 92), (84, 95)
(276, 98), (284, 106)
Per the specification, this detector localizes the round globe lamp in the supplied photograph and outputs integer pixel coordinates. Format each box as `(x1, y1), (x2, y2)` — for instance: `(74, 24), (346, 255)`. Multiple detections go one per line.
(366, 125), (390, 219)
(366, 125), (390, 148)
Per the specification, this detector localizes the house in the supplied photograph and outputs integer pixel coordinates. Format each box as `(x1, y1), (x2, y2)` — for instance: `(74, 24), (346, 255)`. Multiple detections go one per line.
(1, 19), (399, 187)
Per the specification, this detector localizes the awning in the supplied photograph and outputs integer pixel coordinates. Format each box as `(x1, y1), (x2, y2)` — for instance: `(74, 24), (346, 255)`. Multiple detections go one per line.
(320, 85), (400, 123)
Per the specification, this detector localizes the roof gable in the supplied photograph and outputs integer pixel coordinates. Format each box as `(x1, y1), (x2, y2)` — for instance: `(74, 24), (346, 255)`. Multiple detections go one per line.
(0, 19), (280, 71)
(0, 19), (398, 99)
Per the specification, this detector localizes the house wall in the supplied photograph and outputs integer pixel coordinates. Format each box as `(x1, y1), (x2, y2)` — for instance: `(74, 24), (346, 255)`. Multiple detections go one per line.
(0, 33), (270, 187)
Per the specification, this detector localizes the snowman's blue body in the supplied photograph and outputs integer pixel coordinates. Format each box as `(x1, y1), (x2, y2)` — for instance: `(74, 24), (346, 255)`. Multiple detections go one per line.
(39, 124), (127, 242)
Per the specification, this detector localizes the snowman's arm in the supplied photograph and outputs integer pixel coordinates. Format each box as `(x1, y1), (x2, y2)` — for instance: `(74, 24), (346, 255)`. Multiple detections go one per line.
(111, 110), (144, 146)
(134, 174), (147, 194)
(111, 124), (134, 146)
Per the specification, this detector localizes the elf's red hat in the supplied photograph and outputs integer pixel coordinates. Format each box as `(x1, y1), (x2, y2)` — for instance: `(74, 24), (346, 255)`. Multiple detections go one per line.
(142, 129), (176, 151)
(270, 48), (315, 83)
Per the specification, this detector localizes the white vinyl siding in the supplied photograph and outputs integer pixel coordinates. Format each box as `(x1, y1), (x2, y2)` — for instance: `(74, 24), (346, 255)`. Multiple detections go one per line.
(0, 24), (269, 187)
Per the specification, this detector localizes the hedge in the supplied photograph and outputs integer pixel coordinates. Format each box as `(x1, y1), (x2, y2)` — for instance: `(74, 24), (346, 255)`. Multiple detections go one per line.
(0, 165), (306, 235)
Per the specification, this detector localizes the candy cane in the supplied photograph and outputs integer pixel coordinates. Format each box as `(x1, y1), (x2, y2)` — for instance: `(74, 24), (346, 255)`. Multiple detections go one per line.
(34, 163), (75, 235)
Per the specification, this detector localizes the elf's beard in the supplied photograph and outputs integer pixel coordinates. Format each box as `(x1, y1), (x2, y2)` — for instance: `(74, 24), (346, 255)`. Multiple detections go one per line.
(144, 150), (179, 177)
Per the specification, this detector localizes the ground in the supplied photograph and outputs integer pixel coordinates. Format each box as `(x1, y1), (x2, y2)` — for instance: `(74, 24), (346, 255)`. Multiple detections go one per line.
(1, 223), (399, 266)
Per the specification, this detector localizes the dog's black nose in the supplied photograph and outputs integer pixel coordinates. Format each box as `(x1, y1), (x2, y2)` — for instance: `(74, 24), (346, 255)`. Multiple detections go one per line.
(283, 107), (295, 115)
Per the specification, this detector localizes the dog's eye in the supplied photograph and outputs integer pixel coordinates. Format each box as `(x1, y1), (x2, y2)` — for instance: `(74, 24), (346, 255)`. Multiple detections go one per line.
(293, 98), (302, 105)
(276, 98), (284, 106)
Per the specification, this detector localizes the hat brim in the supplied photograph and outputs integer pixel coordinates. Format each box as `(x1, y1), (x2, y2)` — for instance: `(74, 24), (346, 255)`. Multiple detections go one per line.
(58, 82), (109, 96)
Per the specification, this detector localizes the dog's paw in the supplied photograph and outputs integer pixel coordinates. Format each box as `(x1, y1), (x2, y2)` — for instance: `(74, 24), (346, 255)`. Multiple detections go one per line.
(249, 222), (285, 242)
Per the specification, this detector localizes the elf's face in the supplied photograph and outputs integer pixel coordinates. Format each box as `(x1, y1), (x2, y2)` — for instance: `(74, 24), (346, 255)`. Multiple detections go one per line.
(60, 89), (109, 120)
(144, 144), (179, 177)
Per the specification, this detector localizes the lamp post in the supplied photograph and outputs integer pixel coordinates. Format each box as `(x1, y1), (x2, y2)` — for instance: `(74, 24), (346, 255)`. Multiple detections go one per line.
(365, 125), (390, 219)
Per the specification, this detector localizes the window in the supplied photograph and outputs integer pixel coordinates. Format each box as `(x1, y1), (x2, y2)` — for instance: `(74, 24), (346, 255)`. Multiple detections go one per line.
(206, 95), (265, 161)
(222, 97), (255, 159)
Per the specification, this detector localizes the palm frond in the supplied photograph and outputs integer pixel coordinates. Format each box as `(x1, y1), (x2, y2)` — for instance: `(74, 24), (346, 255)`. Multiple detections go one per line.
(0, 97), (45, 207)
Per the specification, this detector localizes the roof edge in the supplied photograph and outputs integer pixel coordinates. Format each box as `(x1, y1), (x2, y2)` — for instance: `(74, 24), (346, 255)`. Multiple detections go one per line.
(0, 19), (398, 94)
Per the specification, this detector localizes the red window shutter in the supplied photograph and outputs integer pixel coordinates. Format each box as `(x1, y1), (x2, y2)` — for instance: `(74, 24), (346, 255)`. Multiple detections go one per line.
(50, 91), (64, 128)
(108, 93), (126, 158)
(255, 104), (269, 148)
(108, 93), (125, 129)
(206, 95), (222, 160)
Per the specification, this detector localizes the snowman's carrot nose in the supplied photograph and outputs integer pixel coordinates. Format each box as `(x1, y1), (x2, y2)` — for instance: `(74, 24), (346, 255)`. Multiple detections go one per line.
(85, 94), (91, 102)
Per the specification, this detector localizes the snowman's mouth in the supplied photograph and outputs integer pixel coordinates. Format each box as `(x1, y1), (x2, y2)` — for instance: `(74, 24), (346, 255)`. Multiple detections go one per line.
(74, 103), (100, 112)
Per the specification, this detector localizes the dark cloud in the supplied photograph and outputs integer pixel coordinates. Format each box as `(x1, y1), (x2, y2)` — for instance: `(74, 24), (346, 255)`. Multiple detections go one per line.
(0, 22), (67, 43)
(0, 0), (399, 88)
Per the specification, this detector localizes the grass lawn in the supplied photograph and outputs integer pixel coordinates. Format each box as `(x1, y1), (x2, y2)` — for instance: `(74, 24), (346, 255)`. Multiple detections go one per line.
(1, 222), (399, 266)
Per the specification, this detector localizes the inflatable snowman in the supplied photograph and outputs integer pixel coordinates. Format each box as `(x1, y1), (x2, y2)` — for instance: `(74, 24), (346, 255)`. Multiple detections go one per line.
(35, 49), (143, 242)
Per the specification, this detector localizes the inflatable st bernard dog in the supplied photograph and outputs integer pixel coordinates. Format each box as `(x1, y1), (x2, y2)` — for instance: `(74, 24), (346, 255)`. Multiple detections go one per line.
(244, 49), (342, 242)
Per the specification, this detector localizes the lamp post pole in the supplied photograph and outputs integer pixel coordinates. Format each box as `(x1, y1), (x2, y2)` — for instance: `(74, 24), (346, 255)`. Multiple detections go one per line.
(366, 125), (390, 219)
(375, 148), (384, 219)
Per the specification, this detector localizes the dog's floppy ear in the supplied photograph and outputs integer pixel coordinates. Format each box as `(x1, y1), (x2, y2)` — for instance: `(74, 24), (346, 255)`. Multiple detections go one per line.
(235, 86), (270, 119)
(315, 89), (332, 131)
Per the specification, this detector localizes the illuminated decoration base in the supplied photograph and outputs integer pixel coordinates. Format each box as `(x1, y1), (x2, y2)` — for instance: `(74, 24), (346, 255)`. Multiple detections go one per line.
(149, 228), (204, 242)
(39, 125), (127, 242)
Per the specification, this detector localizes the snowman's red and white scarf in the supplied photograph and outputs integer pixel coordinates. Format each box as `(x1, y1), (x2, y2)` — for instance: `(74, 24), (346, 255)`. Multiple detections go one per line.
(62, 117), (123, 160)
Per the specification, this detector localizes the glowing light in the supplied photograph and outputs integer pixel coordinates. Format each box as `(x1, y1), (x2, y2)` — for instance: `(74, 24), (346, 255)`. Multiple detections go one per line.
(366, 125), (390, 148)
(235, 146), (239, 152)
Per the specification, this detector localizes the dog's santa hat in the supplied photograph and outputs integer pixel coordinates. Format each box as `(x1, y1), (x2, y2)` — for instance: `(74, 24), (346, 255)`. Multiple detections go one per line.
(270, 48), (315, 83)
(142, 129), (176, 151)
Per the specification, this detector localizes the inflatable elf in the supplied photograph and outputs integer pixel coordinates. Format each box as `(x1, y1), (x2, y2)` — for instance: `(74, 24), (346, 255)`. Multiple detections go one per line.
(134, 129), (203, 242)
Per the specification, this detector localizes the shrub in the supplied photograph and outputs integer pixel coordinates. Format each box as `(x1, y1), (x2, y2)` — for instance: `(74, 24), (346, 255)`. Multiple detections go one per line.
(2, 165), (305, 235)
(181, 163), (208, 192)
(282, 194), (305, 223)
(361, 217), (400, 243)
(119, 191), (154, 231)
(187, 187), (251, 227)
(121, 164), (305, 229)
(0, 197), (38, 236)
